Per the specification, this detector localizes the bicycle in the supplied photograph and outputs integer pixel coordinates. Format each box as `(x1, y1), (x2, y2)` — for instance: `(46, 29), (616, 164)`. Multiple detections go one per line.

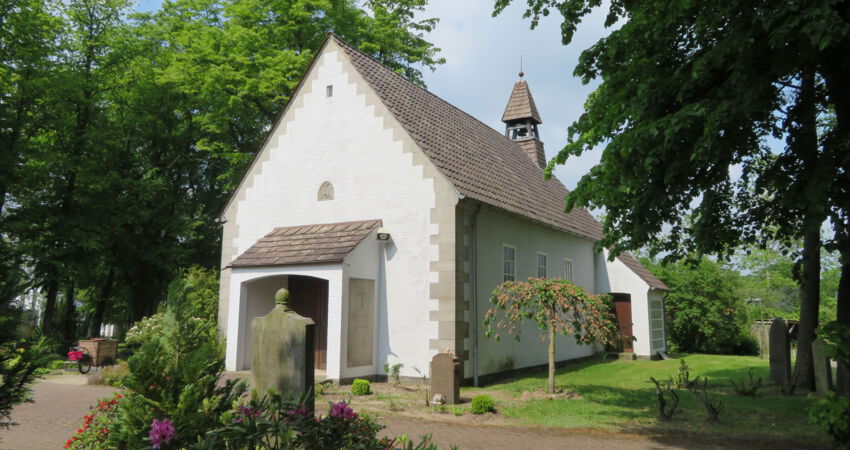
(67, 345), (93, 374)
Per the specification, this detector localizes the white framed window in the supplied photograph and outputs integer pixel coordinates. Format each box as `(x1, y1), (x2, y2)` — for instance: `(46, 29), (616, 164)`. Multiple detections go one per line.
(564, 258), (573, 282)
(537, 252), (547, 278)
(326, 84), (333, 97)
(503, 245), (516, 282)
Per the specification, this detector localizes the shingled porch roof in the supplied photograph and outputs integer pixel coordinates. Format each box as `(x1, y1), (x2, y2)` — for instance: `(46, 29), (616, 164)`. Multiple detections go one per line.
(228, 220), (381, 268)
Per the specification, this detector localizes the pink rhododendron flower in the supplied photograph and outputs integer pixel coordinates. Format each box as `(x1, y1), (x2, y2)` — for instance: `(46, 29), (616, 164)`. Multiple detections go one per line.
(149, 418), (175, 448)
(330, 401), (356, 420)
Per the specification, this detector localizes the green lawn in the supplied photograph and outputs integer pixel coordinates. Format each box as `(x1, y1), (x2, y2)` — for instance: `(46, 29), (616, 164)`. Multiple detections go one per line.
(468, 354), (825, 445)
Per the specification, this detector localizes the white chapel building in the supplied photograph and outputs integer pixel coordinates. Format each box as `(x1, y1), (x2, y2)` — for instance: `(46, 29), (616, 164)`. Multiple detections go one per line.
(218, 34), (668, 383)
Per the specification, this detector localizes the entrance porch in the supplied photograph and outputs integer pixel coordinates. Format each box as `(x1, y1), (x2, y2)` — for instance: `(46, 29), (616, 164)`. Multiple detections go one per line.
(223, 220), (383, 381)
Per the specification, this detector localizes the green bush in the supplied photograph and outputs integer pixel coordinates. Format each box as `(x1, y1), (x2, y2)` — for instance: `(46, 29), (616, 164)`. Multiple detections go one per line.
(0, 338), (52, 424)
(50, 359), (67, 371)
(645, 257), (753, 355)
(168, 266), (219, 322)
(351, 379), (371, 396)
(104, 270), (246, 448)
(471, 395), (495, 414)
(808, 392), (850, 447)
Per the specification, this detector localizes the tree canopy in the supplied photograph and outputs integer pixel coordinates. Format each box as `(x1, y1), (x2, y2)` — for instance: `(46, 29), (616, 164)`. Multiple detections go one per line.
(495, 0), (850, 391)
(0, 0), (443, 338)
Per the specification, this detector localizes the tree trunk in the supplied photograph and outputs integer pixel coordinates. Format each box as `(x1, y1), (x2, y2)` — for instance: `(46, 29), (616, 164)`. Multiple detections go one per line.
(63, 284), (76, 342)
(791, 69), (823, 392)
(837, 261), (850, 396)
(548, 321), (556, 394)
(794, 228), (821, 392)
(42, 280), (58, 337)
(88, 268), (114, 337)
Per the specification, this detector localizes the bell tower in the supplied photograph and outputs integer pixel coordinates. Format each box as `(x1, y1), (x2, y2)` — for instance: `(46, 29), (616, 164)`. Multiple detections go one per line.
(501, 72), (546, 168)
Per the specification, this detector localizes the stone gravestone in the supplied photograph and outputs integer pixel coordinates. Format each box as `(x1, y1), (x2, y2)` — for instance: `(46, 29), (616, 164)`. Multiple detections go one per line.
(769, 318), (791, 384)
(252, 288), (315, 409)
(431, 351), (461, 405)
(812, 338), (833, 394)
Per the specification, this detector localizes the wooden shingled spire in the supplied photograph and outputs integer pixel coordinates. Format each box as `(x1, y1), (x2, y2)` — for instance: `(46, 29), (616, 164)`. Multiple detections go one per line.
(502, 74), (545, 168)
(501, 78), (542, 124)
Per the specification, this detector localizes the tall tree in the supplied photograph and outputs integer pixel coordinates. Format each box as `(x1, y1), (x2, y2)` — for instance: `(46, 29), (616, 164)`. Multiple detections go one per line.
(494, 0), (849, 391)
(2, 0), (445, 331)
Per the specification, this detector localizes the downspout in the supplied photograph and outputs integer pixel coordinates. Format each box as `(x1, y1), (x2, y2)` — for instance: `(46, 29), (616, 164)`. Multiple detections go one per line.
(470, 202), (483, 387)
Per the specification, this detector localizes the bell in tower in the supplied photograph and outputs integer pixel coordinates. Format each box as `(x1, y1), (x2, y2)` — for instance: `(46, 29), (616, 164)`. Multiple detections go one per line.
(502, 72), (546, 168)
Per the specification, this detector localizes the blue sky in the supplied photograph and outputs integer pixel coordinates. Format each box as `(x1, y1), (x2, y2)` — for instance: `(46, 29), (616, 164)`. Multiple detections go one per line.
(136, 0), (613, 189)
(416, 1), (610, 190)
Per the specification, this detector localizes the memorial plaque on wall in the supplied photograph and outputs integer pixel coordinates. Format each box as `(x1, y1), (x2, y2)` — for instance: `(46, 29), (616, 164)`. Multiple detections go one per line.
(347, 278), (375, 367)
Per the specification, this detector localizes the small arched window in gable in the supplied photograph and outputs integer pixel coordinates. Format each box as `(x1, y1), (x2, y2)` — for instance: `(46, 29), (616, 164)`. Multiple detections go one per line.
(318, 181), (334, 201)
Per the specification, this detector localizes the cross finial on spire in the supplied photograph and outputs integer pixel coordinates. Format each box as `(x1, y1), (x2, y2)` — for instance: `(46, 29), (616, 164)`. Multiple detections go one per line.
(519, 55), (524, 78)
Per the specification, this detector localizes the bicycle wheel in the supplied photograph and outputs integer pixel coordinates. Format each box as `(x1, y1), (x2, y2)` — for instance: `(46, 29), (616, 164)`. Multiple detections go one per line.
(78, 354), (92, 374)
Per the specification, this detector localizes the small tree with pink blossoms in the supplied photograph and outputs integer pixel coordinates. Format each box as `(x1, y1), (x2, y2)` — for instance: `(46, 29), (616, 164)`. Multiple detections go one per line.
(484, 278), (622, 393)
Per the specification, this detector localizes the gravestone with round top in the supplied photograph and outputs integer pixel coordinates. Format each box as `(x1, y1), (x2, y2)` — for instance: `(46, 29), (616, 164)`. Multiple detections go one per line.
(431, 351), (461, 405)
(768, 318), (791, 384)
(812, 338), (833, 394)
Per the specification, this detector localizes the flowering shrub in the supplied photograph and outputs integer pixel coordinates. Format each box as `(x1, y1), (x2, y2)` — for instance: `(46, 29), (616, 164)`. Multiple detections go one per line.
(123, 313), (164, 349)
(65, 393), (122, 449)
(195, 390), (439, 450)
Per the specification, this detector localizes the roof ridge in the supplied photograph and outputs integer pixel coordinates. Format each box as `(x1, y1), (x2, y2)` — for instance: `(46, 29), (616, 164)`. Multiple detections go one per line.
(330, 34), (548, 170)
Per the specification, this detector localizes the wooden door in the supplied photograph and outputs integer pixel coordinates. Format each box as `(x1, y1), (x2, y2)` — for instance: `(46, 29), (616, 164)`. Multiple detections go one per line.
(612, 293), (634, 352)
(288, 276), (328, 370)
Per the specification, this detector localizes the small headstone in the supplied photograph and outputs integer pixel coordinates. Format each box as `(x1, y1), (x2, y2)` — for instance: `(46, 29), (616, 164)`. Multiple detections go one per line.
(769, 318), (791, 384)
(252, 288), (316, 410)
(812, 338), (833, 394)
(431, 351), (461, 405)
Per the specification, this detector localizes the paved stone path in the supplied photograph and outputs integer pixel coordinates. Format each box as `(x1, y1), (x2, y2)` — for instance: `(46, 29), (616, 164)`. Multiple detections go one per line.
(0, 374), (117, 450)
(0, 375), (819, 450)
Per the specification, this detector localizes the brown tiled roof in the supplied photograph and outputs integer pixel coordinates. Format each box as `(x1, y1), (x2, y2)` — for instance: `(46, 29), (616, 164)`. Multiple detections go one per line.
(501, 80), (542, 124)
(335, 36), (604, 242)
(229, 220), (380, 268)
(615, 252), (669, 291)
(515, 138), (546, 169)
